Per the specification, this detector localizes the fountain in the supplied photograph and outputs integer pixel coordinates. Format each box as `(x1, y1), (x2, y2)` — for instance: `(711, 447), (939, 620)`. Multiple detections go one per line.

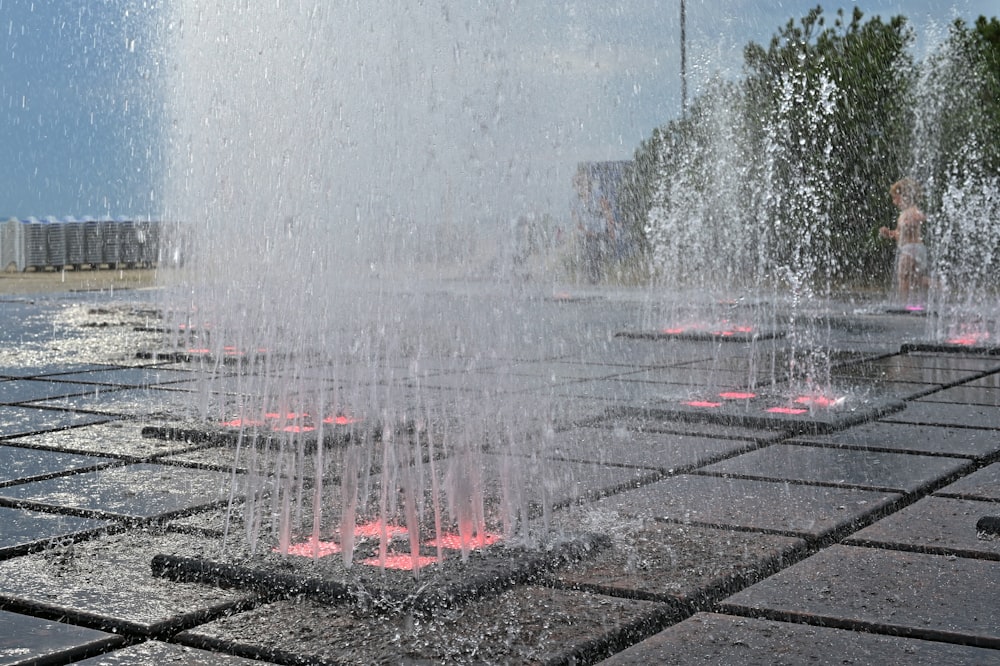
(144, 2), (997, 649)
(634, 60), (903, 432)
(911, 31), (1000, 351)
(152, 1), (622, 603)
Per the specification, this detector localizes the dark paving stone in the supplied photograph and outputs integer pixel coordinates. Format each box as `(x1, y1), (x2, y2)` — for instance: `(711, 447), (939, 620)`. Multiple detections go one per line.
(50, 367), (198, 388)
(0, 506), (108, 558)
(483, 454), (660, 511)
(544, 427), (756, 473)
(934, 463), (1000, 501)
(591, 475), (900, 539)
(792, 421), (1000, 459)
(408, 370), (576, 394)
(606, 366), (750, 387)
(0, 463), (233, 521)
(832, 354), (986, 385)
(720, 544), (1000, 648)
(0, 379), (114, 405)
(540, 396), (617, 428)
(700, 444), (973, 493)
(640, 392), (905, 436)
(601, 415), (786, 442)
(0, 444), (115, 485)
(552, 520), (804, 603)
(71, 639), (275, 665)
(552, 378), (694, 406)
(918, 384), (1000, 406)
(29, 387), (200, 418)
(964, 371), (1000, 389)
(0, 363), (117, 380)
(0, 530), (253, 637)
(0, 609), (123, 665)
(602, 611), (1000, 665)
(620, 328), (785, 343)
(828, 380), (943, 400)
(899, 353), (1000, 373)
(160, 446), (244, 473)
(177, 586), (666, 665)
(506, 361), (639, 381)
(165, 502), (247, 535)
(845, 496), (1000, 560)
(673, 354), (791, 378)
(562, 338), (716, 368)
(6, 421), (205, 461)
(880, 401), (1000, 430)
(0, 406), (113, 439)
(908, 339), (995, 355)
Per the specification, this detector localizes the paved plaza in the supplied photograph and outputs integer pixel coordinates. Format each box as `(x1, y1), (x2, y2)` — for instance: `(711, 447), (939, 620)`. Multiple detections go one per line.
(0, 287), (997, 665)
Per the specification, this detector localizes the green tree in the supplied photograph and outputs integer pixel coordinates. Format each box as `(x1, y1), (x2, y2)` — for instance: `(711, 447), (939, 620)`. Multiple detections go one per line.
(915, 17), (1000, 308)
(632, 6), (1000, 291)
(743, 6), (915, 285)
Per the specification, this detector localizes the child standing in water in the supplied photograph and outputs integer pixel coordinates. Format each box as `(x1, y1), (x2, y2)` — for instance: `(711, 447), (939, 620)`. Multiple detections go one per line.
(879, 177), (927, 306)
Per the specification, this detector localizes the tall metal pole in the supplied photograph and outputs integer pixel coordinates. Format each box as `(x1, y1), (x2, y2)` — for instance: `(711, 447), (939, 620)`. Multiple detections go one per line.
(680, 0), (687, 116)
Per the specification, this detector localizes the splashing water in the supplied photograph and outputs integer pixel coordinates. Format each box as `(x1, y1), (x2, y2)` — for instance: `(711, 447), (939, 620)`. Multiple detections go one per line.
(158, 2), (567, 567)
(912, 32), (1000, 344)
(644, 66), (840, 393)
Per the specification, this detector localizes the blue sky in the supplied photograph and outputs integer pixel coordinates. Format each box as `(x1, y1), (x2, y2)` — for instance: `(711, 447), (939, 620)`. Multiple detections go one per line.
(0, 1), (994, 220)
(0, 0), (159, 219)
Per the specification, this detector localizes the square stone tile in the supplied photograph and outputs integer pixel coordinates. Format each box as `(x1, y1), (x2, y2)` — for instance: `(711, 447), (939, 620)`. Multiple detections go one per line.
(592, 475), (900, 539)
(720, 544), (1000, 647)
(0, 380), (110, 405)
(551, 378), (692, 406)
(50, 367), (199, 388)
(600, 415), (785, 443)
(0, 406), (113, 439)
(700, 444), (973, 493)
(601, 612), (1000, 665)
(792, 421), (1000, 459)
(880, 401), (1000, 430)
(642, 390), (906, 436)
(552, 519), (805, 603)
(934, 463), (1000, 501)
(408, 370), (572, 394)
(964, 372), (1000, 389)
(845, 496), (1000, 559)
(0, 363), (117, 380)
(900, 353), (1000, 373)
(0, 444), (115, 485)
(544, 427), (755, 473)
(29, 387), (200, 419)
(177, 586), (666, 665)
(506, 361), (637, 381)
(488, 454), (660, 512)
(892, 352), (1000, 374)
(607, 366), (747, 387)
(6, 421), (205, 461)
(160, 445), (243, 473)
(0, 530), (252, 636)
(0, 506), (108, 558)
(832, 355), (984, 385)
(615, 327), (780, 343)
(72, 640), (275, 665)
(826, 380), (942, 400)
(562, 337), (713, 368)
(918, 384), (1000, 406)
(0, 609), (123, 665)
(0, 463), (233, 521)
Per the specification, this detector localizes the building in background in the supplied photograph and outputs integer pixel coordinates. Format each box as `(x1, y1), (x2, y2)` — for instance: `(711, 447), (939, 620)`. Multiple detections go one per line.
(571, 161), (632, 282)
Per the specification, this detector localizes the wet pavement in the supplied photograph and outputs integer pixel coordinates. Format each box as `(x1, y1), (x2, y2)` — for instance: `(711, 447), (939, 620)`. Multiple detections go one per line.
(0, 290), (998, 665)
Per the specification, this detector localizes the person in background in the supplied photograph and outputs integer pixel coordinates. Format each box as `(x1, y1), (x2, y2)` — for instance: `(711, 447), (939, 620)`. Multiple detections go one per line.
(879, 177), (927, 306)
